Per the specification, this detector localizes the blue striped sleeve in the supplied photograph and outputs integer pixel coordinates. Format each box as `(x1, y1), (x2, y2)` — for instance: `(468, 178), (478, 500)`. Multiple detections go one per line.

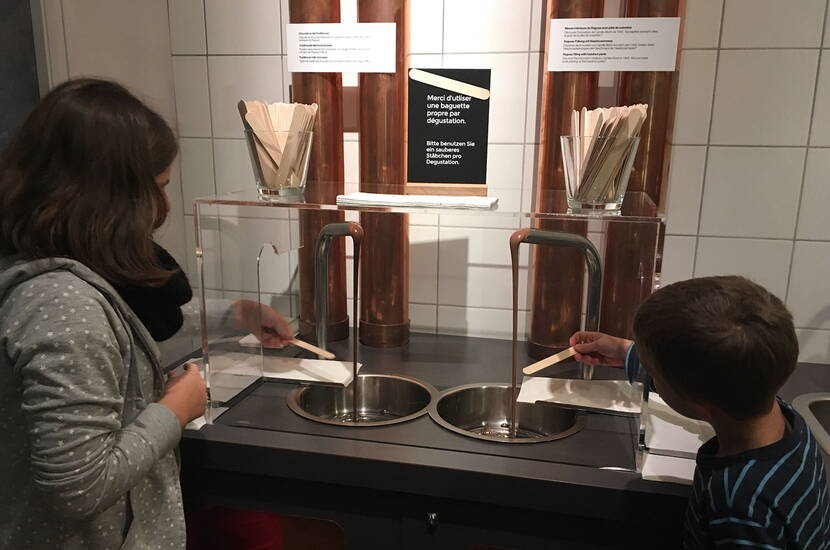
(709, 516), (782, 549)
(624, 343), (640, 383)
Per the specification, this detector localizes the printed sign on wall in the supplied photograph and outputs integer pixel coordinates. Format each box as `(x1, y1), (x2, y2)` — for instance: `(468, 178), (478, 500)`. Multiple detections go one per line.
(548, 17), (680, 72)
(406, 68), (491, 195)
(287, 23), (395, 73)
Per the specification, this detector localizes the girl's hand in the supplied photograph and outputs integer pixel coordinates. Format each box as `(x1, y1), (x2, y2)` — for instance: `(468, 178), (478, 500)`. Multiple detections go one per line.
(569, 331), (632, 367)
(159, 363), (207, 427)
(232, 300), (293, 348)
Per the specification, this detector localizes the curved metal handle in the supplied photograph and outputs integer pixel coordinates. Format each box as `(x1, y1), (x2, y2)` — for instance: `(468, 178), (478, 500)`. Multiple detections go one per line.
(314, 222), (364, 350)
(512, 228), (603, 380)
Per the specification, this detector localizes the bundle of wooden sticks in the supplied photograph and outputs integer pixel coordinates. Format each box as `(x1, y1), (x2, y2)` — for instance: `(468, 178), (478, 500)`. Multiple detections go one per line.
(238, 99), (317, 191)
(566, 104), (648, 204)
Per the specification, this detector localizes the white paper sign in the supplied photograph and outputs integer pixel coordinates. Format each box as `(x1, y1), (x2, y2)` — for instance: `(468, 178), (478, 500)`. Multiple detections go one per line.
(287, 23), (396, 73)
(548, 17), (680, 72)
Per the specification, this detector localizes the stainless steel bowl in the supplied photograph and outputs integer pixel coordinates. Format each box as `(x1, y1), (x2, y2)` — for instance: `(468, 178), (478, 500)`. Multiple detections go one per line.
(287, 373), (437, 427)
(429, 383), (584, 444)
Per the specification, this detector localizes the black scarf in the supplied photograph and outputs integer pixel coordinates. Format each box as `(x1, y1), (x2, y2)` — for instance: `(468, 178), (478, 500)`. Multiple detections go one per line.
(111, 243), (193, 342)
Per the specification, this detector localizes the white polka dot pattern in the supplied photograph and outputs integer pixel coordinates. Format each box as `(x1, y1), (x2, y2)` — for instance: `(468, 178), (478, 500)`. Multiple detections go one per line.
(0, 265), (185, 549)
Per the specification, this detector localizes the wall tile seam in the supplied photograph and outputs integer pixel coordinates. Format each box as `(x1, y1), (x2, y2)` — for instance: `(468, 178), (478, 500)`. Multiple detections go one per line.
(691, 0), (727, 278)
(784, 0), (829, 302)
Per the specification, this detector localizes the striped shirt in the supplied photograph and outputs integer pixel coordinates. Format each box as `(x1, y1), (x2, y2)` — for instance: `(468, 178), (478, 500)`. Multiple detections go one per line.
(683, 401), (829, 549)
(625, 345), (830, 548)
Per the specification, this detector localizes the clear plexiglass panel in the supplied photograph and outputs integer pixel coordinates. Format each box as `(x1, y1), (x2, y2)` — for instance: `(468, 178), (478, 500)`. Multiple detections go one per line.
(194, 202), (300, 422)
(193, 189), (665, 424)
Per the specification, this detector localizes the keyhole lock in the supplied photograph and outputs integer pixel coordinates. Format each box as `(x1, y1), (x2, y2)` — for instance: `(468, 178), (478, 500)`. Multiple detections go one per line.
(426, 512), (438, 531)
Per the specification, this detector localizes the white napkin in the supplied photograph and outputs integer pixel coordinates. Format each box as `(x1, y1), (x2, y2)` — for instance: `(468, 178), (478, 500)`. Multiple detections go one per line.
(645, 394), (714, 458)
(186, 416), (207, 431)
(202, 351), (361, 386)
(336, 192), (498, 210)
(239, 334), (265, 347)
(641, 453), (696, 485)
(517, 377), (643, 414)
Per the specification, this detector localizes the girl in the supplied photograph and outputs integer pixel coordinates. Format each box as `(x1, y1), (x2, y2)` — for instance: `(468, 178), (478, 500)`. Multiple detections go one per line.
(0, 78), (290, 549)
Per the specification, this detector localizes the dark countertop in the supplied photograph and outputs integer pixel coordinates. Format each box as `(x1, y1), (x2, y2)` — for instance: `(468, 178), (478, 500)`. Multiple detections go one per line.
(179, 331), (830, 523)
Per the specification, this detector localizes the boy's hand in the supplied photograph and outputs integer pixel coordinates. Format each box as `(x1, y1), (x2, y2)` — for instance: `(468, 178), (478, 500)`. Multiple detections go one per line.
(569, 331), (632, 367)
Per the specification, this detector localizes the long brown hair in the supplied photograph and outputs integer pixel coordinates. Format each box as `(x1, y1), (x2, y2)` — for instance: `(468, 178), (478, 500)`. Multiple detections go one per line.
(0, 78), (178, 285)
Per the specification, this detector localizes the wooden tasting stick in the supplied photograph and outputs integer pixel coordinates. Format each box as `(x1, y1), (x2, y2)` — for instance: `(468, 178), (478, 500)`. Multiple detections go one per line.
(291, 338), (336, 360)
(522, 347), (577, 375)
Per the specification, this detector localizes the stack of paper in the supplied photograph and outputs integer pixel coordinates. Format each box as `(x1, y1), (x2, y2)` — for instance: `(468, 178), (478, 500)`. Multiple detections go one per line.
(567, 104), (648, 203)
(336, 192), (499, 210)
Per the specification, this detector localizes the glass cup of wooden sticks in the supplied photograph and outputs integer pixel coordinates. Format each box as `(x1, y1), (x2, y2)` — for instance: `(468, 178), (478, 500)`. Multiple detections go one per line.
(560, 135), (640, 214)
(244, 129), (314, 198)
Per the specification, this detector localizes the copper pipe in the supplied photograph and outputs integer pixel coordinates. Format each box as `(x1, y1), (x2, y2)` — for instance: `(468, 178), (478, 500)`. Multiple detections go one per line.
(617, 0), (680, 201)
(600, 0), (679, 339)
(290, 0), (349, 342)
(599, 195), (661, 338)
(529, 0), (603, 359)
(357, 0), (410, 347)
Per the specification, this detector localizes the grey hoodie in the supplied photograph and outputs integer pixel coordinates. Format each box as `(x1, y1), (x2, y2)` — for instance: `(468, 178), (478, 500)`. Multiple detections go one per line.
(0, 257), (185, 549)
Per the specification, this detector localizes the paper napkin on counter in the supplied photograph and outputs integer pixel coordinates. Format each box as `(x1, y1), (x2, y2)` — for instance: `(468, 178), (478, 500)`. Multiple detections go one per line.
(641, 453), (695, 485)
(336, 192), (498, 210)
(645, 393), (714, 458)
(204, 351), (360, 386)
(518, 377), (643, 414)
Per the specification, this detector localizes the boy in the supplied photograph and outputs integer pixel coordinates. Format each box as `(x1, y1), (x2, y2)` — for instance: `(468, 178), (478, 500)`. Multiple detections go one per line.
(570, 276), (829, 549)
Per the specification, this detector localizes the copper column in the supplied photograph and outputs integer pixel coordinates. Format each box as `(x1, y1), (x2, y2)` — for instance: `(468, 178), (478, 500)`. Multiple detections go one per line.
(290, 0), (349, 342)
(529, 0), (603, 359)
(357, 0), (410, 347)
(617, 0), (680, 202)
(599, 0), (679, 338)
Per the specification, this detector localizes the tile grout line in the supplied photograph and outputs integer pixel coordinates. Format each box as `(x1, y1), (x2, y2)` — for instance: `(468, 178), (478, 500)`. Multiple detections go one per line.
(164, 0), (189, 255)
(690, 0), (727, 277)
(440, 0), (446, 54)
(683, 46), (830, 51)
(280, 0), (294, 299)
(175, 53), (287, 57)
(516, 0), (534, 242)
(59, 0), (70, 76)
(668, 234), (830, 243)
(201, 0), (226, 290)
(670, 144), (830, 149)
(784, 0), (829, 303)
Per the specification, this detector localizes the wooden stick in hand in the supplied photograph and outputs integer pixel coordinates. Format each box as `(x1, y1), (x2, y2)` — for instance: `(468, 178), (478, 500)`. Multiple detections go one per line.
(522, 347), (577, 375)
(291, 338), (335, 360)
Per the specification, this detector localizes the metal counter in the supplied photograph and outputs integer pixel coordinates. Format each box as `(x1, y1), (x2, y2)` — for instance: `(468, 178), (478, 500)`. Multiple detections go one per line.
(179, 332), (830, 549)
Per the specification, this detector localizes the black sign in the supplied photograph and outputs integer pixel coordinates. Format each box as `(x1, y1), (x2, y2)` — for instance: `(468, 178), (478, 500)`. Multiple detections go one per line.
(407, 68), (491, 186)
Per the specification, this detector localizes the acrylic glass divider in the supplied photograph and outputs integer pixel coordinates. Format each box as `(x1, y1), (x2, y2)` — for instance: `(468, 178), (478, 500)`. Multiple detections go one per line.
(194, 201), (300, 424)
(194, 190), (665, 437)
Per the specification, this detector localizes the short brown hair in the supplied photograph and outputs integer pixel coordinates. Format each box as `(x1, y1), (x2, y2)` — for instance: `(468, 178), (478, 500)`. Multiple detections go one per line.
(633, 276), (798, 420)
(0, 78), (177, 285)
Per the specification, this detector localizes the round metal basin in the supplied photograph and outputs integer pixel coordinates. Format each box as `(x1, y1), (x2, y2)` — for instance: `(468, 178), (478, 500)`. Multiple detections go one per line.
(287, 374), (437, 427)
(429, 383), (584, 444)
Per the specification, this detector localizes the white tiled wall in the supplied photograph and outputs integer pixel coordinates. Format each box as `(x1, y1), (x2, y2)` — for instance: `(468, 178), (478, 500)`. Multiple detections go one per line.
(34, 0), (187, 266)
(662, 0), (830, 363)
(169, 0), (544, 340)
(167, 1), (830, 361)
